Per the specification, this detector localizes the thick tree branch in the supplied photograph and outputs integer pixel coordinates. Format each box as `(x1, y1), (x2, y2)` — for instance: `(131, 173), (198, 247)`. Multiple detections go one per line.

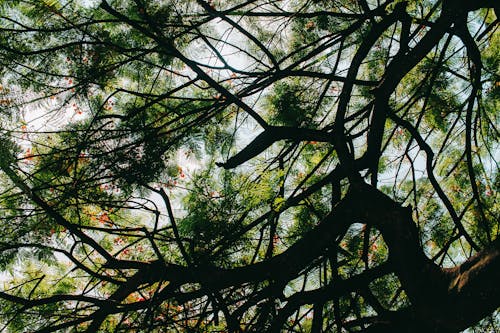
(354, 183), (500, 332)
(217, 126), (333, 169)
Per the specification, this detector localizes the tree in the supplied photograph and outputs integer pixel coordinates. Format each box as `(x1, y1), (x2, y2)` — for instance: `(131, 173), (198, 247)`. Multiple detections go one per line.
(0, 0), (498, 331)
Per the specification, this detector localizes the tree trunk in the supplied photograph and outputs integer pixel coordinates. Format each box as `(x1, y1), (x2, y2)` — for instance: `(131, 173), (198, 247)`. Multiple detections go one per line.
(354, 183), (500, 332)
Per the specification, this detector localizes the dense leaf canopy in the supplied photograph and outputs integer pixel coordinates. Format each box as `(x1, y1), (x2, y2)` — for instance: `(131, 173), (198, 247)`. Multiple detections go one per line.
(0, 0), (499, 332)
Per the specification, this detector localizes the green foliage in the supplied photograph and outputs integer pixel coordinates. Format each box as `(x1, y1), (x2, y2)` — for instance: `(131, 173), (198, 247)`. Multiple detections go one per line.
(370, 273), (409, 310)
(179, 168), (249, 263)
(0, 0), (498, 332)
(267, 81), (309, 126)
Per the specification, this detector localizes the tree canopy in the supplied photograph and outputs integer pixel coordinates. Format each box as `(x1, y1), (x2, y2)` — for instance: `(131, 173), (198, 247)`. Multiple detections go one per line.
(0, 0), (499, 332)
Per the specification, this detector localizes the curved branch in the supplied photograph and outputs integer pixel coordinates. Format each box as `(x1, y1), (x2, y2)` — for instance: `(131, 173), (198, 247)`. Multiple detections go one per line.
(217, 126), (333, 169)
